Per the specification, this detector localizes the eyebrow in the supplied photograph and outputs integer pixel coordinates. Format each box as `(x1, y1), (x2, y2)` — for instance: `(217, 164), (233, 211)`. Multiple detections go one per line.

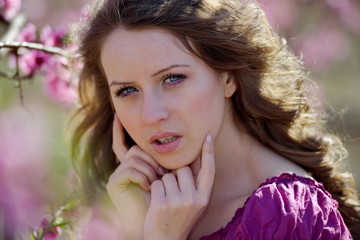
(109, 64), (190, 87)
(151, 64), (190, 77)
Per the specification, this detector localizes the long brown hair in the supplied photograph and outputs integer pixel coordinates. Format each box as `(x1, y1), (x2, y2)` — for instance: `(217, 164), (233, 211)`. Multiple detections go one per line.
(71, 0), (360, 236)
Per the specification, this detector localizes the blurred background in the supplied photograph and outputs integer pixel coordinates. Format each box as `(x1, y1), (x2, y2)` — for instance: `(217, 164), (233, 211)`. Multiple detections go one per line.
(0, 0), (359, 239)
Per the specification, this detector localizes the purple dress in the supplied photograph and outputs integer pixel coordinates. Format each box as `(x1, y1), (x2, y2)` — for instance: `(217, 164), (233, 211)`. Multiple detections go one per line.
(200, 173), (352, 240)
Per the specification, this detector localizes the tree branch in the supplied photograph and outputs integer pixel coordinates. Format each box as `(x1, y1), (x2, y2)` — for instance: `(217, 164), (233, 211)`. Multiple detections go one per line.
(14, 48), (24, 105)
(0, 41), (67, 56)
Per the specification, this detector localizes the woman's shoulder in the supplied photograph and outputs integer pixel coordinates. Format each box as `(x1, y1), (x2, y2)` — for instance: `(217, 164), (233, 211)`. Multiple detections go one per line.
(248, 173), (338, 216)
(200, 173), (353, 240)
(254, 172), (333, 202)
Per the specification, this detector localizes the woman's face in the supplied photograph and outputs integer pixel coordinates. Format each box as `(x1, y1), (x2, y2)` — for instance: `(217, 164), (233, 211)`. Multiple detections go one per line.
(101, 27), (235, 170)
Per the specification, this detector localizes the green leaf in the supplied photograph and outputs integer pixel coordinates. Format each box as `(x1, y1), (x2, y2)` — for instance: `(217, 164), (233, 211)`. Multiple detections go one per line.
(53, 217), (64, 225)
(38, 228), (44, 239)
(53, 221), (70, 227)
(63, 199), (80, 210)
(31, 229), (38, 238)
(55, 199), (80, 217)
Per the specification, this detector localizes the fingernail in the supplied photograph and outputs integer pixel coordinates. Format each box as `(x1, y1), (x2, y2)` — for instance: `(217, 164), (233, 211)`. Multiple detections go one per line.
(206, 134), (212, 143)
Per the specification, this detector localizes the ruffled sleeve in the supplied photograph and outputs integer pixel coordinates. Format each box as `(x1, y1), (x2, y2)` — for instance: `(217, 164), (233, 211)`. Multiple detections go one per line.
(201, 173), (352, 240)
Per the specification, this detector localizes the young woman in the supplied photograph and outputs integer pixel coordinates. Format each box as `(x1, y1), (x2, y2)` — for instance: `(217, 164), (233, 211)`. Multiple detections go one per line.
(71, 0), (360, 239)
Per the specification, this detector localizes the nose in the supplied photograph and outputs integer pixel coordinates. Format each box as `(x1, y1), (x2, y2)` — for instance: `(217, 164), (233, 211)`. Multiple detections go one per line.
(142, 92), (170, 126)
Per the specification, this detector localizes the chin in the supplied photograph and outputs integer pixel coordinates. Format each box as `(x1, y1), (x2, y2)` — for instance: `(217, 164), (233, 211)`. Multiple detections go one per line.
(157, 153), (197, 170)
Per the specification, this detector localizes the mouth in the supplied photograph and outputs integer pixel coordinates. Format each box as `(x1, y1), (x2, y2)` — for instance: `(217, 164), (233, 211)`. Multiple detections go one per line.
(150, 134), (182, 154)
(154, 136), (179, 145)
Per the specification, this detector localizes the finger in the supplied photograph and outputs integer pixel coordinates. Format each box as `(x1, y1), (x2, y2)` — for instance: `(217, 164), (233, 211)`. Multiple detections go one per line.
(128, 146), (167, 176)
(162, 173), (180, 196)
(197, 134), (215, 195)
(129, 158), (158, 183)
(176, 166), (196, 192)
(110, 152), (160, 185)
(108, 167), (151, 192)
(127, 168), (151, 192)
(124, 156), (159, 183)
(112, 114), (128, 162)
(150, 180), (165, 201)
(189, 156), (201, 180)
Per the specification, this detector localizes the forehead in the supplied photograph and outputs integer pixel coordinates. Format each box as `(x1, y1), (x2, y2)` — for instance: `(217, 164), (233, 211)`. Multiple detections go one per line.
(100, 27), (194, 68)
(104, 27), (175, 48)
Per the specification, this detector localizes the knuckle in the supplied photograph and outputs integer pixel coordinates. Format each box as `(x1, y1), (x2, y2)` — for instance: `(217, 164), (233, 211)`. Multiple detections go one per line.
(139, 174), (148, 183)
(130, 156), (143, 165)
(178, 166), (191, 175)
(170, 196), (182, 207)
(126, 167), (136, 176)
(120, 158), (131, 168)
(122, 156), (142, 167)
(128, 168), (147, 184)
(162, 173), (174, 181)
(117, 153), (129, 163)
(182, 195), (195, 207)
(157, 199), (170, 210)
(151, 179), (162, 188)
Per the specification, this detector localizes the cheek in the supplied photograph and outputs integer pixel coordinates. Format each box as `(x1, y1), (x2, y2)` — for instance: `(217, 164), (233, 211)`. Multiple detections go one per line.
(114, 104), (141, 140)
(184, 80), (226, 135)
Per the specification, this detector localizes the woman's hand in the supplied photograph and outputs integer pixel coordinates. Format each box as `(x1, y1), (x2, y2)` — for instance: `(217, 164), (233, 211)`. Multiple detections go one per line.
(107, 115), (165, 239)
(144, 134), (215, 240)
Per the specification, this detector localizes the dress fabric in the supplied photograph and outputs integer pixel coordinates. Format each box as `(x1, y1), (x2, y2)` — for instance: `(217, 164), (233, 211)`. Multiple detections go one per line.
(200, 173), (353, 240)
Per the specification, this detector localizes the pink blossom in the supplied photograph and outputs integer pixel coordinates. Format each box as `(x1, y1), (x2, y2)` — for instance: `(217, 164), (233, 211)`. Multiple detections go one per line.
(17, 50), (51, 76)
(64, 42), (79, 55)
(16, 23), (37, 42)
(43, 227), (61, 240)
(33, 216), (60, 237)
(41, 216), (50, 228)
(81, 4), (91, 20)
(0, 0), (21, 21)
(64, 43), (83, 70)
(40, 25), (66, 47)
(293, 20), (348, 72)
(257, 0), (298, 31)
(33, 216), (49, 232)
(43, 58), (78, 107)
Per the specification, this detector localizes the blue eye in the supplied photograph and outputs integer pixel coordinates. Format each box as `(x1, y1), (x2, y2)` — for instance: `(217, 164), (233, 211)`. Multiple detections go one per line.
(115, 86), (138, 98)
(163, 73), (187, 86)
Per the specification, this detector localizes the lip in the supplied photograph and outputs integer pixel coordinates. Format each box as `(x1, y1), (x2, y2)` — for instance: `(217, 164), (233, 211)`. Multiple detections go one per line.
(149, 132), (181, 143)
(150, 132), (182, 154)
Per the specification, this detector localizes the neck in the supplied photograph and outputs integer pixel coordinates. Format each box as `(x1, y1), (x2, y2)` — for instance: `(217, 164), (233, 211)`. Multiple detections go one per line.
(211, 108), (308, 203)
(211, 110), (260, 202)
